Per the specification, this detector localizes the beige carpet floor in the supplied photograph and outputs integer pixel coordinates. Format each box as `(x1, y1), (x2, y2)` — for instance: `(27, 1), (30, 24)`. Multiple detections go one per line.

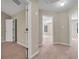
(33, 38), (78, 59)
(1, 42), (27, 59)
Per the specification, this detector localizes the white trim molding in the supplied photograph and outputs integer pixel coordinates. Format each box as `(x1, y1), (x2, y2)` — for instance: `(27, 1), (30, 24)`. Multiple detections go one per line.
(31, 50), (40, 58)
(17, 42), (28, 48)
(27, 1), (32, 59)
(1, 41), (14, 43)
(54, 42), (70, 47)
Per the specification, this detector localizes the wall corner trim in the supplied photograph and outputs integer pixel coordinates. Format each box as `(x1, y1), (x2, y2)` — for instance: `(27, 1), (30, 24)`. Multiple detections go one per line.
(17, 42), (28, 48)
(31, 50), (40, 58)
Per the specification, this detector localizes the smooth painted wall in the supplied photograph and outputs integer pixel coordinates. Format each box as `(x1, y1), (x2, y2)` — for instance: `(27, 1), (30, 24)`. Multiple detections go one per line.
(53, 12), (69, 44)
(69, 5), (78, 20)
(1, 11), (12, 42)
(12, 9), (28, 47)
(31, 0), (39, 56)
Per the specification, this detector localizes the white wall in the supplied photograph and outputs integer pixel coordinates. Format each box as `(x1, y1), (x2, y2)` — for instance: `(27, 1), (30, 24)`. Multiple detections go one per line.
(12, 9), (28, 47)
(69, 5), (78, 20)
(53, 12), (70, 44)
(31, 0), (39, 56)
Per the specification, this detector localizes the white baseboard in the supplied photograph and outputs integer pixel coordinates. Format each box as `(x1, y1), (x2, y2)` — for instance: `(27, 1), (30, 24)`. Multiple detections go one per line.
(17, 42), (28, 48)
(1, 41), (13, 43)
(31, 50), (39, 58)
(54, 42), (70, 47)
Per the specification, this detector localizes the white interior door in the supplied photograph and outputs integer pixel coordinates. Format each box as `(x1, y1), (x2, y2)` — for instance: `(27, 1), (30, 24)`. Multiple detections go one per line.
(5, 19), (14, 42)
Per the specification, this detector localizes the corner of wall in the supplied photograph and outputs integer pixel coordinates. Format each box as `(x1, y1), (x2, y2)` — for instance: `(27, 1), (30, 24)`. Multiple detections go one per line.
(31, 50), (40, 58)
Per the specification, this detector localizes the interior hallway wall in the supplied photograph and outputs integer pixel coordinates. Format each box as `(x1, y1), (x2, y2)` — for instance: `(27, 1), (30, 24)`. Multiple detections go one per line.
(39, 10), (70, 45)
(31, 0), (39, 56)
(53, 12), (70, 44)
(1, 11), (12, 42)
(12, 9), (28, 47)
(69, 4), (78, 20)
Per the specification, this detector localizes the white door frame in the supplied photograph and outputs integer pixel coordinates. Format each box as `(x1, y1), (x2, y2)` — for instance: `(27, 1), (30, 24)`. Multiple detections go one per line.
(42, 15), (54, 45)
(26, 0), (32, 59)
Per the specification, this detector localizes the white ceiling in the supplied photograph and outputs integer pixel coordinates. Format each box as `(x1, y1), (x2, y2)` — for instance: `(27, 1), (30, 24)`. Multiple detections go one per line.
(1, 0), (28, 16)
(39, 0), (78, 12)
(1, 0), (78, 16)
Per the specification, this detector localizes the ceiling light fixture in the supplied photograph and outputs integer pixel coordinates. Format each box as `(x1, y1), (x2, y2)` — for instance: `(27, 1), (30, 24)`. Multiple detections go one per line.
(60, 2), (65, 6)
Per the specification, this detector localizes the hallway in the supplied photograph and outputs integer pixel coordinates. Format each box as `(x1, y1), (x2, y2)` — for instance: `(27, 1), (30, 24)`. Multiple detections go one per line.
(32, 38), (78, 59)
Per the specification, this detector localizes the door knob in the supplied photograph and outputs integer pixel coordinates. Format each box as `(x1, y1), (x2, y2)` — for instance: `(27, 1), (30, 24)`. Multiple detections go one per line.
(26, 28), (28, 31)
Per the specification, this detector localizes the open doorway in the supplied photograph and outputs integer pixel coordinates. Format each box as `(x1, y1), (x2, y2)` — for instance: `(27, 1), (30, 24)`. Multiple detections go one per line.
(5, 19), (14, 42)
(5, 19), (17, 43)
(70, 19), (78, 45)
(42, 16), (53, 46)
(71, 20), (78, 40)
